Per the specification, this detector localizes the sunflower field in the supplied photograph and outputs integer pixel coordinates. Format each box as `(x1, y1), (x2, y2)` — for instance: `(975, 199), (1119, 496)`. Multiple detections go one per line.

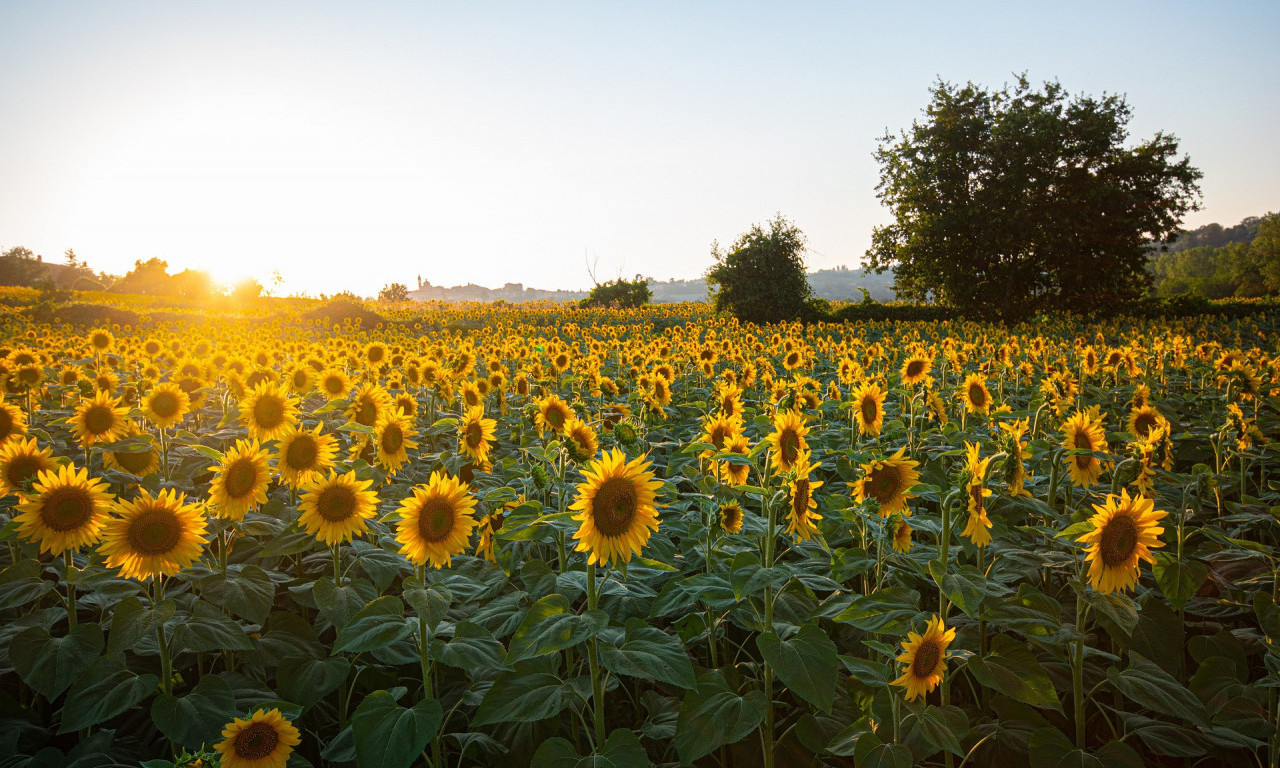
(0, 297), (1278, 768)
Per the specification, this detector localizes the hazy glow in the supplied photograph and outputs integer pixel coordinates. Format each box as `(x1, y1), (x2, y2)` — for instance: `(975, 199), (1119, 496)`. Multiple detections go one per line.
(1, 1), (1277, 297)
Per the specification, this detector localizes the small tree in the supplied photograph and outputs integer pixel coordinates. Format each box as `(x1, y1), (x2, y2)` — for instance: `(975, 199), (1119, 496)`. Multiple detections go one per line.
(0, 247), (49, 287)
(580, 276), (651, 308)
(231, 278), (263, 302)
(705, 214), (811, 324)
(377, 282), (410, 303)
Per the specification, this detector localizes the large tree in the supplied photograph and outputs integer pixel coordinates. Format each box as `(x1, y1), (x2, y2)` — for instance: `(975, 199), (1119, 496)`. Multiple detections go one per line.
(866, 76), (1202, 317)
(705, 214), (812, 324)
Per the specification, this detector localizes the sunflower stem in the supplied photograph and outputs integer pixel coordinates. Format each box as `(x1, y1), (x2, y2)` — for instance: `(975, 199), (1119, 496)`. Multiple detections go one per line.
(416, 570), (445, 768)
(586, 561), (606, 747)
(63, 551), (77, 630)
(154, 577), (172, 696)
(761, 473), (777, 768)
(1073, 596), (1088, 749)
(332, 543), (342, 584)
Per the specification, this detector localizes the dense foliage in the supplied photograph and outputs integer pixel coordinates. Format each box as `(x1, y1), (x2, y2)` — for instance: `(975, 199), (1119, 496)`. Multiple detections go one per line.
(705, 215), (813, 324)
(1150, 214), (1280, 298)
(579, 277), (652, 309)
(0, 294), (1278, 768)
(867, 76), (1203, 319)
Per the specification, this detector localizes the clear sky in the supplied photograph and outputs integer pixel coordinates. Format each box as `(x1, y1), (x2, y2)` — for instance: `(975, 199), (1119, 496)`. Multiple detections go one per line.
(1, 0), (1276, 297)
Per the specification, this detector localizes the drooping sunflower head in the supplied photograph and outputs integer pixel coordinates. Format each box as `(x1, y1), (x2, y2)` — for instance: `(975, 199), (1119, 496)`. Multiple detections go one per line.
(142, 382), (191, 430)
(395, 470), (479, 568)
(891, 615), (956, 702)
(1077, 490), (1166, 594)
(298, 471), (379, 546)
(0, 436), (57, 497)
(890, 515), (913, 553)
(213, 708), (301, 768)
(69, 390), (129, 447)
(99, 488), (208, 580)
(239, 381), (299, 442)
(13, 464), (113, 555)
(209, 439), (272, 521)
(570, 448), (663, 567)
(458, 405), (498, 465)
(273, 426), (338, 489)
(766, 409), (809, 475)
(563, 416), (599, 464)
(852, 447), (921, 518)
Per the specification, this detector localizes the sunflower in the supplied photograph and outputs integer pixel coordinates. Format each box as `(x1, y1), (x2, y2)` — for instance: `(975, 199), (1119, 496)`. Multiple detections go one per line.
(719, 500), (744, 534)
(273, 426), (338, 489)
(570, 448), (663, 567)
(395, 470), (479, 568)
(374, 412), (418, 475)
(851, 446), (921, 517)
(563, 416), (599, 464)
(99, 488), (208, 579)
(1127, 405), (1166, 440)
(959, 373), (991, 415)
(716, 382), (745, 420)
(460, 380), (484, 410)
(87, 327), (114, 354)
(347, 383), (392, 427)
(535, 393), (573, 435)
(891, 615), (956, 701)
(1062, 410), (1107, 488)
(458, 405), (498, 465)
(68, 390), (129, 447)
(890, 515), (913, 553)
(0, 437), (57, 497)
(213, 708), (301, 768)
(900, 355), (931, 386)
(0, 402), (27, 445)
(997, 419), (1032, 498)
(101, 424), (161, 478)
(12, 464), (113, 555)
(784, 451), (823, 542)
(319, 369), (351, 401)
(852, 381), (886, 437)
(961, 442), (993, 547)
(298, 471), (379, 546)
(208, 440), (273, 521)
(765, 409), (809, 475)
(239, 381), (299, 443)
(141, 382), (190, 430)
(697, 413), (742, 462)
(1076, 489), (1167, 594)
(718, 434), (752, 486)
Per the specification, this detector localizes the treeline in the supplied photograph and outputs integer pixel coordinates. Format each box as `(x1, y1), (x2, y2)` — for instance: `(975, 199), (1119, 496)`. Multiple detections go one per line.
(1149, 214), (1279, 298)
(0, 248), (266, 301)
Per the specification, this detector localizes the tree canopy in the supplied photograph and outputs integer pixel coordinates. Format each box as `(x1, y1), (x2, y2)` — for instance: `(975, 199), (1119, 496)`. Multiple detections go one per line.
(705, 214), (812, 324)
(580, 276), (651, 309)
(866, 76), (1202, 318)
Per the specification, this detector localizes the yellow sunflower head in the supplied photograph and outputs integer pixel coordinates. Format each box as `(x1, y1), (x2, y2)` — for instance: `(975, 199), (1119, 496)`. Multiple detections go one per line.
(13, 464), (113, 555)
(320, 369), (352, 401)
(0, 402), (28, 445)
(851, 446), (921, 518)
(69, 390), (129, 447)
(0, 436), (57, 497)
(563, 416), (599, 464)
(891, 615), (956, 701)
(458, 405), (498, 465)
(239, 381), (299, 443)
(395, 470), (479, 568)
(374, 411), (418, 475)
(535, 394), (573, 436)
(959, 373), (991, 415)
(142, 381), (191, 430)
(570, 448), (663, 567)
(766, 409), (809, 475)
(890, 515), (913, 553)
(99, 488), (208, 580)
(900, 355), (932, 386)
(1062, 410), (1107, 488)
(347, 383), (392, 427)
(1076, 489), (1166, 594)
(298, 470), (379, 546)
(853, 381), (886, 437)
(273, 426), (338, 489)
(213, 708), (301, 768)
(719, 500), (744, 535)
(784, 451), (824, 542)
(209, 439), (272, 521)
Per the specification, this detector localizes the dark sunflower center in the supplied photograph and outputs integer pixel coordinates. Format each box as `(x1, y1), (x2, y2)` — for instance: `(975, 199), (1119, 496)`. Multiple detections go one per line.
(356, 399), (377, 426)
(968, 384), (986, 407)
(709, 425), (728, 449)
(547, 407), (566, 429)
(368, 347), (385, 363)
(293, 370), (309, 388)
(906, 360), (925, 378)
(1073, 431), (1093, 469)
(91, 334), (110, 349)
(779, 430), (799, 465)
(0, 408), (12, 437)
(317, 485), (357, 522)
(722, 506), (741, 528)
(7, 456), (41, 487)
(861, 398), (878, 423)
(1099, 514), (1138, 567)
(871, 466), (901, 502)
(285, 437), (318, 470)
(793, 478), (811, 515)
(40, 487), (94, 532)
(150, 392), (179, 418)
(234, 721), (280, 760)
(253, 396), (285, 429)
(1134, 412), (1156, 436)
(417, 498), (456, 542)
(465, 390), (479, 407)
(592, 477), (637, 537)
(910, 638), (942, 678)
(325, 376), (345, 395)
(84, 405), (115, 435)
(968, 484), (984, 515)
(114, 449), (153, 474)
(225, 458), (259, 499)
(126, 508), (183, 555)
(381, 425), (403, 454)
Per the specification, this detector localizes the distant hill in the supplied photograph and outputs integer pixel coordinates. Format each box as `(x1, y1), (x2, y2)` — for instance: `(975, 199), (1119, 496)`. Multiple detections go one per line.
(406, 266), (898, 304)
(1164, 216), (1268, 253)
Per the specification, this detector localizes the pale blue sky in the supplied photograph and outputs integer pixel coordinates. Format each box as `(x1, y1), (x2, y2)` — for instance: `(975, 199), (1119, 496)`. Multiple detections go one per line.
(1, 1), (1276, 297)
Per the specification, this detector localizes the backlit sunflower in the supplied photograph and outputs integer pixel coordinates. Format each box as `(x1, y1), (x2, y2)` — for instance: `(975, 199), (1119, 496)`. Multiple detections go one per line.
(298, 471), (379, 545)
(719, 500), (744, 534)
(718, 434), (752, 486)
(852, 381), (886, 437)
(213, 708), (301, 768)
(900, 354), (932, 386)
(765, 409), (809, 475)
(997, 419), (1032, 498)
(99, 488), (208, 579)
(272, 426), (338, 489)
(959, 373), (991, 415)
(563, 416), (599, 463)
(347, 383), (392, 427)
(458, 405), (498, 465)
(1062, 410), (1107, 488)
(239, 381), (299, 443)
(0, 437), (57, 496)
(890, 515), (913, 553)
(1127, 405), (1167, 440)
(697, 413), (742, 463)
(13, 464), (113, 555)
(1076, 489), (1166, 594)
(961, 442), (993, 547)
(460, 380), (483, 410)
(395, 470), (479, 568)
(0, 402), (27, 445)
(570, 448), (663, 567)
(208, 439), (273, 521)
(374, 412), (418, 475)
(319, 369), (351, 401)
(535, 393), (573, 435)
(891, 615), (956, 701)
(69, 390), (129, 447)
(141, 382), (190, 430)
(716, 382), (744, 420)
(851, 446), (921, 517)
(784, 451), (823, 542)
(101, 424), (160, 478)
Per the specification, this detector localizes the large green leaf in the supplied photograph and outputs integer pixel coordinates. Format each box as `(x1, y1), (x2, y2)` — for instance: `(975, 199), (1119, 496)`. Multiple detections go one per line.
(1107, 653), (1209, 728)
(756, 624), (840, 712)
(313, 577), (376, 629)
(172, 600), (254, 653)
(276, 656), (350, 708)
(831, 586), (920, 634)
(150, 674), (237, 748)
(473, 672), (574, 726)
(9, 623), (103, 700)
(200, 565), (275, 624)
(967, 635), (1061, 711)
(506, 594), (608, 663)
(351, 690), (443, 768)
(434, 622), (507, 670)
(673, 670), (768, 763)
(1028, 727), (1102, 768)
(1151, 554), (1206, 612)
(106, 596), (176, 656)
(403, 580), (453, 631)
(901, 702), (968, 757)
(332, 595), (412, 654)
(598, 618), (696, 690)
(58, 656), (158, 733)
(1075, 582), (1138, 640)
(530, 729), (648, 768)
